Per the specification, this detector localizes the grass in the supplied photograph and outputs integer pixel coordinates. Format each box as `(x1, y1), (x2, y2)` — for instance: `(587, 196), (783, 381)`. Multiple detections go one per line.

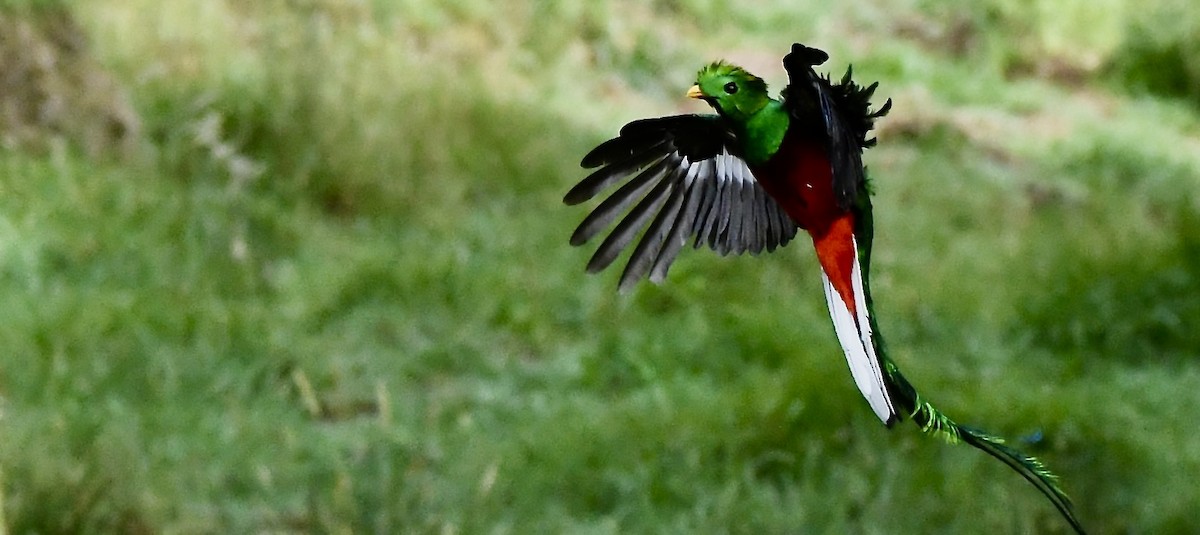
(1, 0), (1198, 533)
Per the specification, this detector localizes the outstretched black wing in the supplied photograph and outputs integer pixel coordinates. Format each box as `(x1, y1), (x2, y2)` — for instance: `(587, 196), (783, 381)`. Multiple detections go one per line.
(565, 114), (800, 292)
(782, 43), (892, 210)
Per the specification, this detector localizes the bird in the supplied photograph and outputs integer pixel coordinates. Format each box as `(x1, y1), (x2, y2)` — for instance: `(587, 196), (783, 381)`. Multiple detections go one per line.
(563, 43), (1085, 533)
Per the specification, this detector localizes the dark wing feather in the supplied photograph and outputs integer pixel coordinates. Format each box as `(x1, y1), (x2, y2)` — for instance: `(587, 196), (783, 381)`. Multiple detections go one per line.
(648, 165), (707, 283)
(585, 176), (674, 273)
(566, 114), (799, 290)
(618, 165), (689, 290)
(816, 84), (865, 208)
(781, 43), (892, 210)
(569, 156), (670, 246)
(567, 139), (669, 205)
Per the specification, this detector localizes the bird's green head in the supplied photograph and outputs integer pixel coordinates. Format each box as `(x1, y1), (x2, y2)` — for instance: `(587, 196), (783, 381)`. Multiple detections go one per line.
(688, 61), (770, 122)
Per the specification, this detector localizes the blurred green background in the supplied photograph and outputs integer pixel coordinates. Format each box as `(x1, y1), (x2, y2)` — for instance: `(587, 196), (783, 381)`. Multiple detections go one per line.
(1, 0), (1198, 533)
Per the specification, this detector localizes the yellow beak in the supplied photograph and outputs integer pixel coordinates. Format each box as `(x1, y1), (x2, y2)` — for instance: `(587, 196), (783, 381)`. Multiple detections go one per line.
(686, 85), (704, 99)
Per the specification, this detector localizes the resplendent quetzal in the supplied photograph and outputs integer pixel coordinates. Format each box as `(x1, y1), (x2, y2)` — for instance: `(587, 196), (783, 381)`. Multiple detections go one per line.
(564, 43), (1084, 534)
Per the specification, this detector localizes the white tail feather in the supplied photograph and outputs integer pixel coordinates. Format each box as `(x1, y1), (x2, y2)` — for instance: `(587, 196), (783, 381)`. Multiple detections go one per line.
(820, 246), (896, 423)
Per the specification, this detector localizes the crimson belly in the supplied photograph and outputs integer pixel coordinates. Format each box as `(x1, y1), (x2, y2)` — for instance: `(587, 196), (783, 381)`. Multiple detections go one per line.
(752, 138), (861, 316)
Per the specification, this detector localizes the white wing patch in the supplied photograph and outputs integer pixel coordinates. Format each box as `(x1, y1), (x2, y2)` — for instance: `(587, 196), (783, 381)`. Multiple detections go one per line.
(720, 149), (755, 185)
(820, 242), (896, 424)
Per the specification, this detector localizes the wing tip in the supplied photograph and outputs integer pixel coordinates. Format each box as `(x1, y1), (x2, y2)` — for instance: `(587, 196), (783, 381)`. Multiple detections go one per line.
(563, 189), (589, 206)
(787, 43), (829, 67)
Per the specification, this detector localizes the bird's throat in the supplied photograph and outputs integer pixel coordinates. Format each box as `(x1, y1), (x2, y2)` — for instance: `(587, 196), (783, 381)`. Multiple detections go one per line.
(734, 100), (790, 166)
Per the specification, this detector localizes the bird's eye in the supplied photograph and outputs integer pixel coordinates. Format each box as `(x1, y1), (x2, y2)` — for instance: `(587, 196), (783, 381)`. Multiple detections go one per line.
(723, 82), (738, 94)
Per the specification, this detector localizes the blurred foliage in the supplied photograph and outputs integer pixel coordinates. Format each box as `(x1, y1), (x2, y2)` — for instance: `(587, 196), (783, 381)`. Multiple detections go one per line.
(1110, 1), (1200, 106)
(0, 4), (139, 157)
(1020, 185), (1200, 364)
(0, 0), (1198, 533)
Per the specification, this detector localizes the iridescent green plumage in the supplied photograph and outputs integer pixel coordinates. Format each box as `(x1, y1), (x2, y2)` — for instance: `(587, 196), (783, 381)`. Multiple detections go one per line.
(691, 61), (773, 125)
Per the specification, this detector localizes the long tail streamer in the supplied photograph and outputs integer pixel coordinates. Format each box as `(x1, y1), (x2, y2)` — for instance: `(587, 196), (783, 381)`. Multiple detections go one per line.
(883, 362), (1087, 534)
